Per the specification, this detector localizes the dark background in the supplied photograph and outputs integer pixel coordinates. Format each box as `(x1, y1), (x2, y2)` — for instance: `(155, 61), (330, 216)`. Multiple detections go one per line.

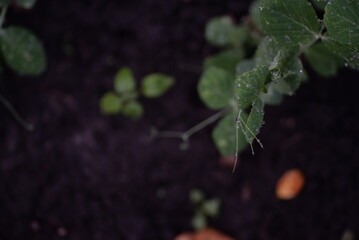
(0, 0), (358, 239)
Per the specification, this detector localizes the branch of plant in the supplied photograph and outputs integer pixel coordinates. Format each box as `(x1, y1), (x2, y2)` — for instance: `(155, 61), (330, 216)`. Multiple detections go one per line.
(0, 5), (8, 30)
(0, 94), (34, 131)
(151, 108), (230, 148)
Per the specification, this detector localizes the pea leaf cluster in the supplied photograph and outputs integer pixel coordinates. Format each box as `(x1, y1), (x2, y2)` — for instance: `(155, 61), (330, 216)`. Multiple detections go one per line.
(199, 0), (358, 157)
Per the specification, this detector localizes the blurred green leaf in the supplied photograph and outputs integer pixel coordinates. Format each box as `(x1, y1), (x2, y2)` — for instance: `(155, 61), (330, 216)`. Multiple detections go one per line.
(122, 100), (144, 119)
(0, 0), (10, 6)
(114, 67), (136, 94)
(323, 38), (359, 70)
(191, 214), (207, 231)
(231, 26), (251, 47)
(250, 0), (264, 30)
(204, 49), (244, 76)
(202, 198), (221, 217)
(198, 67), (234, 109)
(255, 37), (287, 67)
(205, 16), (234, 46)
(0, 26), (46, 76)
(235, 65), (269, 110)
(100, 92), (123, 115)
(259, 0), (320, 47)
(305, 42), (342, 77)
(141, 73), (174, 98)
(236, 59), (256, 77)
(324, 0), (359, 46)
(260, 85), (284, 105)
(15, 0), (37, 8)
(205, 16), (249, 47)
(255, 37), (307, 91)
(189, 189), (205, 204)
(212, 112), (248, 157)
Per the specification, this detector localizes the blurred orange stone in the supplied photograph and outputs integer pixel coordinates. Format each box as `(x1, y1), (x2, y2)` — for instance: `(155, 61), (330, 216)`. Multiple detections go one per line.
(276, 169), (305, 200)
(175, 228), (234, 240)
(219, 155), (236, 167)
(193, 228), (235, 240)
(174, 232), (193, 240)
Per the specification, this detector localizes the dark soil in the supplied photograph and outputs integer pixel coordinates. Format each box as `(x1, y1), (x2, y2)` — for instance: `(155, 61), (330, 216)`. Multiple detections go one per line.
(0, 0), (358, 240)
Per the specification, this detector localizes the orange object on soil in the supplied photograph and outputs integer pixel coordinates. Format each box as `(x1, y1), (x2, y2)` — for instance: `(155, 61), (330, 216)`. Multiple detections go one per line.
(174, 228), (235, 240)
(276, 169), (305, 200)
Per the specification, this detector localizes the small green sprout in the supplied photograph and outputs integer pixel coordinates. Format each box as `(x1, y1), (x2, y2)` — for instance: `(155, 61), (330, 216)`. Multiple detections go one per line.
(189, 188), (221, 231)
(100, 67), (174, 119)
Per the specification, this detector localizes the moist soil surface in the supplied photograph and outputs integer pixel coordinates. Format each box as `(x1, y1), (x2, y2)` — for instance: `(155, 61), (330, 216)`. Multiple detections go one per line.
(0, 0), (358, 240)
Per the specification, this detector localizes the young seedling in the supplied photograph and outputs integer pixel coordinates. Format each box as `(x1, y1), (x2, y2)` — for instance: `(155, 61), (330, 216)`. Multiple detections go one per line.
(189, 189), (221, 231)
(0, 0), (46, 130)
(100, 67), (175, 119)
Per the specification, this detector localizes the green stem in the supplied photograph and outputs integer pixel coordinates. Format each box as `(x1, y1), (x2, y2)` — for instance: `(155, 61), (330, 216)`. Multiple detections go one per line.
(153, 108), (230, 144)
(184, 108), (229, 138)
(0, 5), (8, 30)
(0, 94), (34, 131)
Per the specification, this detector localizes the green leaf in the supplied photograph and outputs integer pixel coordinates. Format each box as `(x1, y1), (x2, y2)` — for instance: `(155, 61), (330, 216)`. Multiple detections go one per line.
(324, 0), (359, 46)
(323, 38), (359, 69)
(305, 42), (342, 77)
(270, 50), (305, 95)
(271, 61), (304, 96)
(114, 67), (136, 94)
(231, 26), (251, 47)
(191, 214), (207, 231)
(260, 85), (284, 105)
(204, 49), (244, 75)
(205, 16), (234, 46)
(205, 16), (249, 47)
(235, 65), (269, 110)
(255, 37), (304, 95)
(0, 0), (10, 6)
(0, 26), (46, 76)
(198, 67), (234, 109)
(202, 198), (221, 217)
(212, 112), (248, 157)
(122, 101), (144, 119)
(141, 73), (174, 98)
(189, 189), (205, 204)
(236, 59), (256, 77)
(15, 0), (37, 8)
(259, 0), (320, 47)
(250, 0), (265, 31)
(243, 98), (265, 144)
(100, 92), (123, 115)
(254, 37), (299, 69)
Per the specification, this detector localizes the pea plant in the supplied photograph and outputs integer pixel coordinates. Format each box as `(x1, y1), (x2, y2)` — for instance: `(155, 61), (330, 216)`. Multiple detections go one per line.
(154, 0), (358, 169)
(0, 0), (46, 130)
(100, 67), (174, 119)
(189, 189), (221, 230)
